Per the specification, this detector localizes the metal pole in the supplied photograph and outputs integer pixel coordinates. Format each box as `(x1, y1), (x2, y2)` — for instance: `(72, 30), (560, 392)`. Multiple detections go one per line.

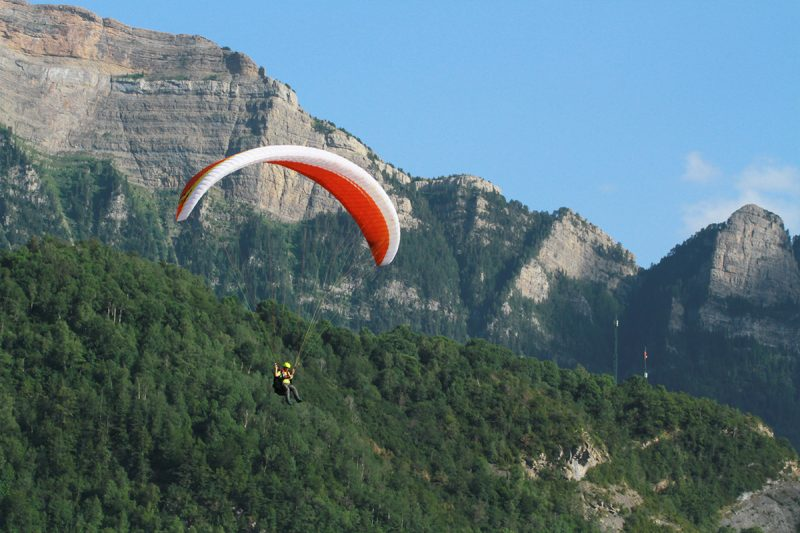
(613, 318), (619, 384)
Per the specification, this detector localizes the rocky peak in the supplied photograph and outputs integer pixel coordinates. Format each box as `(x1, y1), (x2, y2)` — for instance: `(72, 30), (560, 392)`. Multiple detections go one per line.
(429, 174), (502, 195)
(708, 204), (800, 306)
(693, 204), (800, 349)
(514, 209), (638, 302)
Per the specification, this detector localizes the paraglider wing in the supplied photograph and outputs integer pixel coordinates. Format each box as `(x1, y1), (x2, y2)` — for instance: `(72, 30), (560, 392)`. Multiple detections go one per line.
(175, 145), (400, 266)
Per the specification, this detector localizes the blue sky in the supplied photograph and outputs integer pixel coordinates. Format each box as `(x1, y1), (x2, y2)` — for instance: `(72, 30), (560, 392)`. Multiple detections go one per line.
(34, 1), (799, 266)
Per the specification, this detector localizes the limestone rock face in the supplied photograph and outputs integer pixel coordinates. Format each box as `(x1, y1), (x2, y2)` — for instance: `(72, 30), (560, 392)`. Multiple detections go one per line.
(719, 462), (800, 533)
(563, 439), (608, 482)
(514, 209), (639, 302)
(0, 0), (414, 224)
(699, 204), (800, 348)
(706, 204), (800, 305)
(422, 174), (502, 196)
(579, 482), (643, 533)
(514, 261), (550, 303)
(520, 433), (608, 482)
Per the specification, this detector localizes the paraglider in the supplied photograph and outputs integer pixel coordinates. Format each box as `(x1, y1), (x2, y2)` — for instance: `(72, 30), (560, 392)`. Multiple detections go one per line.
(273, 361), (302, 405)
(175, 145), (400, 266)
(176, 145), (401, 407)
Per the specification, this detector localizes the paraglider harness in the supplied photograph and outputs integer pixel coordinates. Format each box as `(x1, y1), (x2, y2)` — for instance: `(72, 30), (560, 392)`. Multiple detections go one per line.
(272, 363), (294, 396)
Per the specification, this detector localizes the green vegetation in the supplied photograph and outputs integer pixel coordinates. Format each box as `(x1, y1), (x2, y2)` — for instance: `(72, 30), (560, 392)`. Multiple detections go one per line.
(312, 118), (336, 136)
(0, 126), (173, 259)
(0, 238), (794, 531)
(110, 73), (145, 81)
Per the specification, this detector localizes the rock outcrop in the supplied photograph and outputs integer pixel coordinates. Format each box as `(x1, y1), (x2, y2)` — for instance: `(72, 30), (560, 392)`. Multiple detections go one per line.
(415, 174), (502, 196)
(514, 209), (638, 303)
(706, 204), (800, 306)
(579, 482), (643, 533)
(520, 433), (609, 482)
(719, 462), (800, 533)
(0, 0), (414, 223)
(699, 204), (800, 348)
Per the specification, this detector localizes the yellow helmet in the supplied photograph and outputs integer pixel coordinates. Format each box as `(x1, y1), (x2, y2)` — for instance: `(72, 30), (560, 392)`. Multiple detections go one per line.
(283, 361), (292, 369)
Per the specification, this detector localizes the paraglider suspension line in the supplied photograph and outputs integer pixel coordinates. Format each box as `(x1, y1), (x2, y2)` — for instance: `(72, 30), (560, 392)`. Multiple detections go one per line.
(222, 241), (255, 312)
(293, 232), (371, 369)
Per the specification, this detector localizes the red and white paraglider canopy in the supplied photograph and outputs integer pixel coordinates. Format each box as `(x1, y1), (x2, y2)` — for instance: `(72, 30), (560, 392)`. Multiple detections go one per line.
(176, 145), (400, 266)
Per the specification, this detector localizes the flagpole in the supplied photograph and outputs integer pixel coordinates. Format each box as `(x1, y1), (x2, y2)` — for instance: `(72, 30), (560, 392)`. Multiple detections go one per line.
(643, 346), (648, 380)
(613, 318), (619, 384)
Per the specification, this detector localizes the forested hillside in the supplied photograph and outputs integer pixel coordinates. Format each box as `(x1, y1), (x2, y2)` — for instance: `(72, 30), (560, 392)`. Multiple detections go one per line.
(0, 124), (623, 367)
(0, 238), (795, 531)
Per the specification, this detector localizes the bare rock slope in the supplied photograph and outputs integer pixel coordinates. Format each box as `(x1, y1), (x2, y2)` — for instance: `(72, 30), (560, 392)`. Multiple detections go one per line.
(0, 0), (412, 223)
(700, 204), (800, 349)
(719, 462), (800, 533)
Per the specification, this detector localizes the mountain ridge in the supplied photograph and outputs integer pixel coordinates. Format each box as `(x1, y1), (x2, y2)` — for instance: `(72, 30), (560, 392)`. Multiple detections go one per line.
(2, 0), (800, 457)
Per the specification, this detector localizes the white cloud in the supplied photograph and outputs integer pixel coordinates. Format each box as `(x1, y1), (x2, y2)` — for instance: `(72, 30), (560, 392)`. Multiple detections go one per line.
(682, 198), (743, 233)
(738, 161), (800, 195)
(598, 182), (617, 194)
(681, 159), (800, 237)
(736, 162), (800, 232)
(681, 151), (721, 183)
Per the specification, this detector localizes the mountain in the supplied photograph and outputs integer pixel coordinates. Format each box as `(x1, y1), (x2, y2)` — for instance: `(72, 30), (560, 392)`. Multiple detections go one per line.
(0, 0), (636, 365)
(2, 0), (800, 456)
(0, 0), (411, 213)
(0, 237), (797, 531)
(622, 204), (800, 445)
(698, 204), (800, 348)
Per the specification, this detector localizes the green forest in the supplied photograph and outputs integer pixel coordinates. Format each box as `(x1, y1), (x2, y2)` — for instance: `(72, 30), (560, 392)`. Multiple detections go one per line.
(0, 238), (794, 531)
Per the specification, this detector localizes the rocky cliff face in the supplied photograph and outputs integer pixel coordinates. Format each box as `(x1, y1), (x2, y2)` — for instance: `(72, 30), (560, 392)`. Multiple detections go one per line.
(719, 461), (800, 533)
(514, 209), (638, 303)
(481, 208), (638, 366)
(652, 204), (800, 350)
(698, 204), (800, 349)
(0, 0), (414, 224)
(706, 204), (800, 306)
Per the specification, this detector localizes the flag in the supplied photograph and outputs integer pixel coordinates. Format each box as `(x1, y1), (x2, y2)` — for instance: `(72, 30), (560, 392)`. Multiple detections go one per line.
(643, 349), (648, 360)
